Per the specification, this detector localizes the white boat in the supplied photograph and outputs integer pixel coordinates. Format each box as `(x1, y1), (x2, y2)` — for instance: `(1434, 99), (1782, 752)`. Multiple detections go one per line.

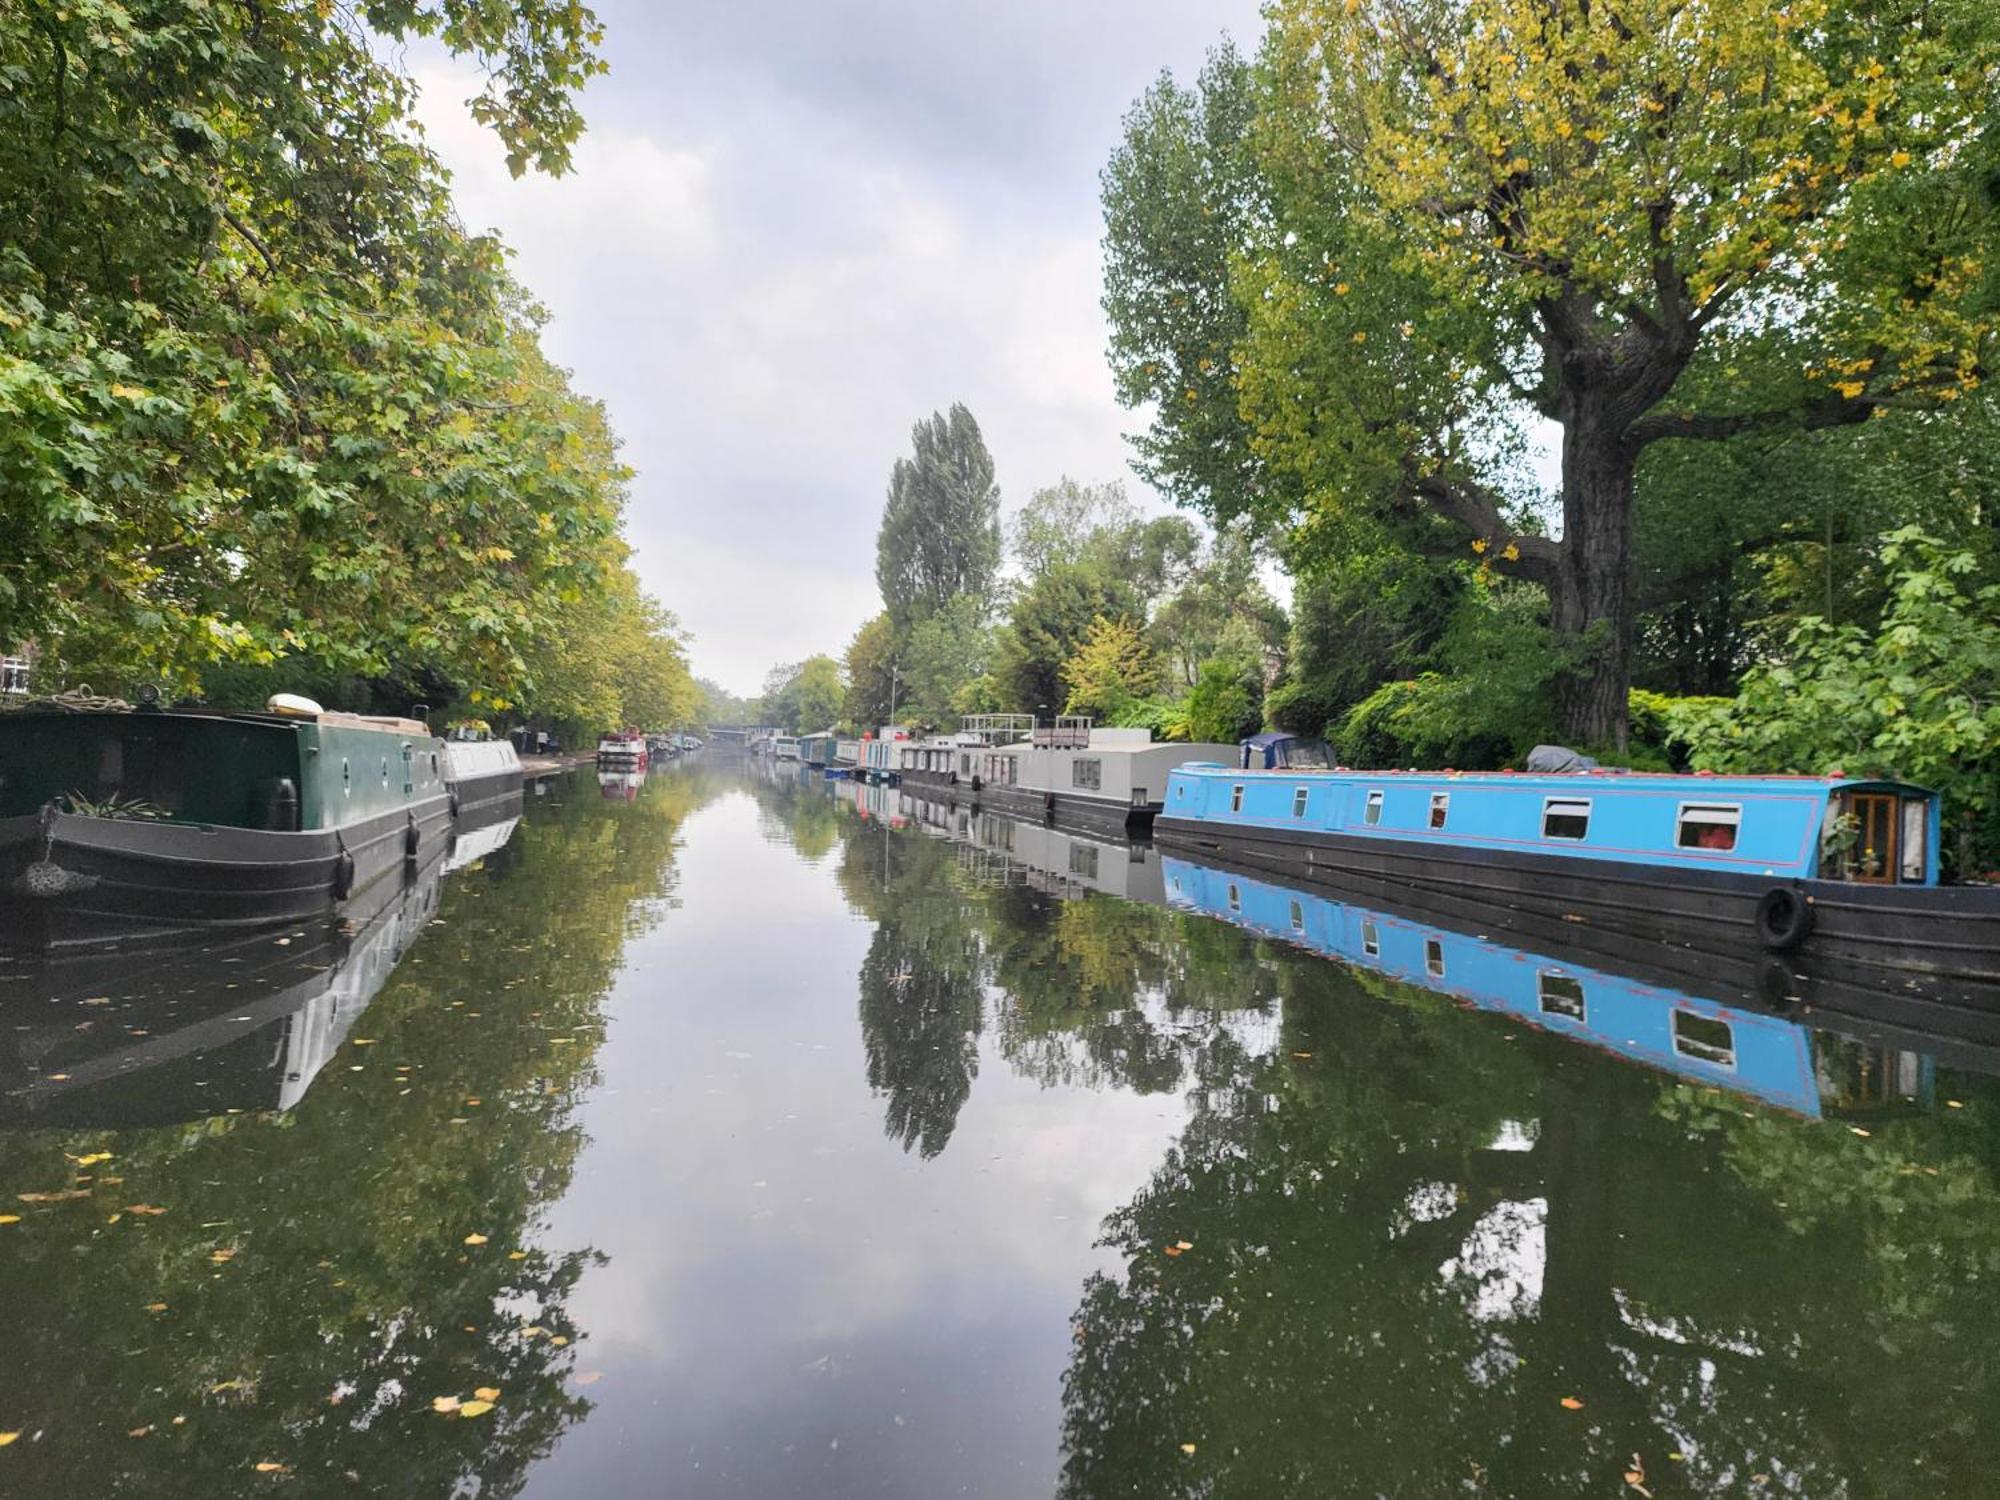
(961, 718), (1238, 834)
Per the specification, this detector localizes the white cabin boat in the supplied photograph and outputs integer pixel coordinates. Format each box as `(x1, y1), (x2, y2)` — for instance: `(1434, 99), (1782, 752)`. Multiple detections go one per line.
(966, 718), (1238, 833)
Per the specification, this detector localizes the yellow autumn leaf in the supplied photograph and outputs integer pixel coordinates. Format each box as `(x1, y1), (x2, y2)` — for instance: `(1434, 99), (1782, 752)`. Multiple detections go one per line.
(109, 383), (150, 401)
(145, 1302), (168, 1313)
(67, 1152), (113, 1166)
(0, 1432), (18, 1446)
(473, 1387), (500, 1402)
(253, 1461), (287, 1473)
(431, 1395), (461, 1414)
(464, 1233), (488, 1245)
(0, 1216), (19, 1226)
(457, 1400), (495, 1418)
(1179, 1442), (1197, 1455)
(1560, 1396), (1585, 1410)
(507, 1250), (528, 1261)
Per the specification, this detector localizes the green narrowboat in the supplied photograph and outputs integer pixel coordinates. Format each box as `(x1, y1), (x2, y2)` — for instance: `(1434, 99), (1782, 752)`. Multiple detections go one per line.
(0, 696), (452, 949)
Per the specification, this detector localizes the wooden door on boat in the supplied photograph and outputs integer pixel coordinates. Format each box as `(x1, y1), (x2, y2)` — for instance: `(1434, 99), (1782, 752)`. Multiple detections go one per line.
(1849, 792), (1898, 883)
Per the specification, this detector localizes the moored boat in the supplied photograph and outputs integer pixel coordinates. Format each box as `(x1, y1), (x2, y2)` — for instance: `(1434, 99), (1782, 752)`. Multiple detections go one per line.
(968, 717), (1239, 835)
(1155, 760), (1999, 980)
(442, 723), (524, 817)
(0, 694), (452, 949)
(596, 729), (649, 769)
(858, 725), (911, 784)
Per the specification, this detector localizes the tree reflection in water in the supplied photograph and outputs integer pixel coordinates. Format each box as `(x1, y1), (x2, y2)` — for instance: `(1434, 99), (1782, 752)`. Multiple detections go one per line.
(0, 763), (734, 1498)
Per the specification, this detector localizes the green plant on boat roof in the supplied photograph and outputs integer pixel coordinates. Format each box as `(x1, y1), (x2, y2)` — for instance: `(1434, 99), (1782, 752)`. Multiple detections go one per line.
(59, 791), (169, 821)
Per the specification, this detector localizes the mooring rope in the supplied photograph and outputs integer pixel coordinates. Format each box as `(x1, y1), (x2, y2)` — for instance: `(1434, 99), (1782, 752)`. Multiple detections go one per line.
(5, 685), (131, 713)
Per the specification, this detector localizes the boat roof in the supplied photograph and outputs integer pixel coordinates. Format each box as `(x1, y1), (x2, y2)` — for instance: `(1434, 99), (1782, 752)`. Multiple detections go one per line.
(1174, 762), (1934, 796)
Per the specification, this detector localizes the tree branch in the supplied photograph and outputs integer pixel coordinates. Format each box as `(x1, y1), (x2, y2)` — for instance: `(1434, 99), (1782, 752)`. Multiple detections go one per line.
(1410, 472), (1562, 584)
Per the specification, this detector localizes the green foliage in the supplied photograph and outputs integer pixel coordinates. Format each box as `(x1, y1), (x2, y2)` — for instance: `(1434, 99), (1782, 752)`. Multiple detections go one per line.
(875, 404), (1002, 624)
(1061, 617), (1161, 719)
(843, 613), (901, 729)
(1180, 658), (1261, 745)
(1665, 529), (2000, 873)
(0, 0), (654, 723)
(994, 563), (1134, 716)
(761, 655), (846, 734)
(1011, 477), (1139, 580)
(902, 595), (997, 726)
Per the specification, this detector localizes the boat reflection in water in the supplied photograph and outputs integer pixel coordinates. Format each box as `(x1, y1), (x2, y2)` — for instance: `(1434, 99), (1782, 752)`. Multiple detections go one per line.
(883, 782), (1987, 1120)
(597, 768), (646, 803)
(0, 807), (523, 1128)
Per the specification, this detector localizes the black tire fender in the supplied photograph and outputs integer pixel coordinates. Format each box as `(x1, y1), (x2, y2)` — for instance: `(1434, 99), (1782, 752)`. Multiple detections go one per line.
(1755, 886), (1814, 952)
(333, 849), (357, 900)
(404, 817), (422, 862)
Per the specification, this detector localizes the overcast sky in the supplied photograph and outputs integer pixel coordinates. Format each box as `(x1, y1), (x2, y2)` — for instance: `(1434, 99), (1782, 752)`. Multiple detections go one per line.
(414, 1), (1265, 698)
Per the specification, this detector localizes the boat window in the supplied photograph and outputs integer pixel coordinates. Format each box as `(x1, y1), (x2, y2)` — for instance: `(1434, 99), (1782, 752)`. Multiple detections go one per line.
(1227, 882), (1241, 913)
(1847, 792), (1897, 882)
(1538, 972), (1585, 1021)
(1068, 844), (1100, 880)
(960, 754), (971, 775)
(1425, 938), (1445, 977)
(1673, 1011), (1737, 1069)
(342, 759), (351, 795)
(1676, 803), (1740, 851)
(1073, 759), (1102, 791)
(1292, 786), (1310, 819)
(1362, 920), (1379, 957)
(1542, 798), (1591, 840)
(380, 758), (390, 787)
(1289, 899), (1304, 932)
(1901, 799), (1927, 882)
(1230, 784), (1245, 814)
(1429, 792), (1449, 829)
(1364, 789), (1383, 826)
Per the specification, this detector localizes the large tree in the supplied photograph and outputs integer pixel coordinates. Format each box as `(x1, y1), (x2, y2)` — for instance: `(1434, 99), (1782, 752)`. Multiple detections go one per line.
(1109, 3), (2000, 743)
(874, 404), (1003, 623)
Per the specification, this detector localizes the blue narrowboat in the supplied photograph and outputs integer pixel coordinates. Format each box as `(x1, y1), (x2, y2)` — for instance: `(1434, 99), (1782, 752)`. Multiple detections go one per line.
(1155, 764), (1997, 979)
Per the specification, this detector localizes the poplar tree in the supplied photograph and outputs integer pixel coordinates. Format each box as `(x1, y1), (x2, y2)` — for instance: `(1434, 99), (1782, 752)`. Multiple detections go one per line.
(875, 404), (1003, 624)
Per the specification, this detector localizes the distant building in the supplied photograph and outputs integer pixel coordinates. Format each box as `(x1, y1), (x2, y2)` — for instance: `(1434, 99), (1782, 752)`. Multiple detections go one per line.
(2, 644), (36, 696)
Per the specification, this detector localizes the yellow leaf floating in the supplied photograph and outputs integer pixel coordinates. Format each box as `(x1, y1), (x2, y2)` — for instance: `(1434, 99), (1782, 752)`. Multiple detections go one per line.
(67, 1152), (114, 1167)
(253, 1462), (287, 1473)
(0, 1216), (19, 1226)
(507, 1250), (528, 1261)
(473, 1387), (500, 1402)
(1560, 1396), (1585, 1410)
(0, 1432), (18, 1446)
(431, 1396), (461, 1414)
(464, 1233), (488, 1246)
(457, 1400), (495, 1418)
(1179, 1442), (1197, 1455)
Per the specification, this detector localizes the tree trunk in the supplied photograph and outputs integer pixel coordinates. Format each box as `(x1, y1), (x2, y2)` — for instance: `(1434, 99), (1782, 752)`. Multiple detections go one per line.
(1553, 401), (1637, 750)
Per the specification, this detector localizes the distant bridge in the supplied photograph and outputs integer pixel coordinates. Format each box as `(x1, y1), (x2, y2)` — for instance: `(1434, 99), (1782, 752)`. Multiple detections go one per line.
(705, 725), (781, 745)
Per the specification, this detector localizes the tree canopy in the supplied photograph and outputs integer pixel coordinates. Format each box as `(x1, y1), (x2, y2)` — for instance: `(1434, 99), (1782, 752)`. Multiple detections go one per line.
(875, 404), (1003, 625)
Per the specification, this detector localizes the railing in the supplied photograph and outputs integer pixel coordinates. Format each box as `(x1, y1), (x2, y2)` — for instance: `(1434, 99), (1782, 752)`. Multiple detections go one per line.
(960, 713), (1035, 745)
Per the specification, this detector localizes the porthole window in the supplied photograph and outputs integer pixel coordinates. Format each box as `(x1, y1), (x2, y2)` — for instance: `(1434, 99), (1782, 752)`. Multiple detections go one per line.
(1364, 789), (1384, 826)
(1676, 803), (1740, 851)
(1292, 786), (1310, 819)
(1542, 798), (1591, 840)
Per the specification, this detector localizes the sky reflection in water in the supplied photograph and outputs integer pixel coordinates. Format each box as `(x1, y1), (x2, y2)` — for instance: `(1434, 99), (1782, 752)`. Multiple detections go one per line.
(1, 758), (1997, 1498)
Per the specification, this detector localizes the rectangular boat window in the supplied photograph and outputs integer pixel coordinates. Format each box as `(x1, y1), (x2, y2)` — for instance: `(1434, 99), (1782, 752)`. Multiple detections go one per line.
(1230, 784), (1245, 814)
(1901, 798), (1927, 883)
(1538, 972), (1585, 1021)
(1673, 1011), (1737, 1069)
(1292, 786), (1310, 819)
(1073, 758), (1102, 790)
(1364, 789), (1384, 826)
(1362, 920), (1379, 957)
(1429, 792), (1449, 829)
(1848, 792), (1897, 882)
(1227, 882), (1241, 913)
(1542, 798), (1592, 840)
(1068, 844), (1100, 880)
(1289, 899), (1304, 932)
(1425, 939), (1445, 977)
(1676, 803), (1741, 851)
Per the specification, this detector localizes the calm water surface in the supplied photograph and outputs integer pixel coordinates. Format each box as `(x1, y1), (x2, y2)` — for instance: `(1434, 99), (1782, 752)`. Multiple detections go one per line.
(3, 758), (1998, 1497)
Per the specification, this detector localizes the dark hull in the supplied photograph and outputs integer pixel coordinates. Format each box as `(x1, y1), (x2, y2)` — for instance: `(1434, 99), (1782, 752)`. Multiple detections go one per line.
(1154, 817), (2000, 986)
(448, 765), (525, 818)
(900, 767), (958, 796)
(0, 794), (451, 953)
(976, 781), (1158, 837)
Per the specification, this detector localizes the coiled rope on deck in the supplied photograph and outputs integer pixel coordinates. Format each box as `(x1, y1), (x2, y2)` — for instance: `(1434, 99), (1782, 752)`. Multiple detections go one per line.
(5, 685), (132, 713)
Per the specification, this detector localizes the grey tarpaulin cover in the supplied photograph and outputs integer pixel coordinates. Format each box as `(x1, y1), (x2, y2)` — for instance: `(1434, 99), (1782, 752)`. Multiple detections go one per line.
(1523, 744), (1600, 773)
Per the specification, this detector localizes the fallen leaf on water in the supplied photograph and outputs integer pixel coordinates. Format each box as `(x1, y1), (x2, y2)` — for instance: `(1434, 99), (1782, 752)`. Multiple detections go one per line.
(351, 1039), (378, 1047)
(128, 1427), (151, 1438)
(1163, 1245), (1183, 1257)
(1291, 1051), (1313, 1059)
(210, 1248), (237, 1264)
(145, 1302), (168, 1312)
(19, 1189), (90, 1203)
(464, 1233), (488, 1246)
(253, 1461), (287, 1472)
(127, 1204), (168, 1216)
(431, 1396), (461, 1414)
(48, 1074), (69, 1081)
(66, 1152), (113, 1166)
(1179, 1442), (1197, 1455)
(575, 1372), (603, 1386)
(1560, 1397), (1584, 1410)
(1175, 1240), (1193, 1251)
(457, 1399), (495, 1418)
(211, 1379), (247, 1393)
(0, 1432), (18, 1446)
(0, 1216), (18, 1225)
(473, 1387), (499, 1402)
(107, 1213), (123, 1225)
(1947, 1100), (1963, 1109)
(1849, 1126), (1872, 1137)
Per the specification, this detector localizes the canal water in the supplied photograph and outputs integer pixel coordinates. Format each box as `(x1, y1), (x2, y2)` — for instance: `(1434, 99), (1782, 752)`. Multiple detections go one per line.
(3, 758), (1998, 1497)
